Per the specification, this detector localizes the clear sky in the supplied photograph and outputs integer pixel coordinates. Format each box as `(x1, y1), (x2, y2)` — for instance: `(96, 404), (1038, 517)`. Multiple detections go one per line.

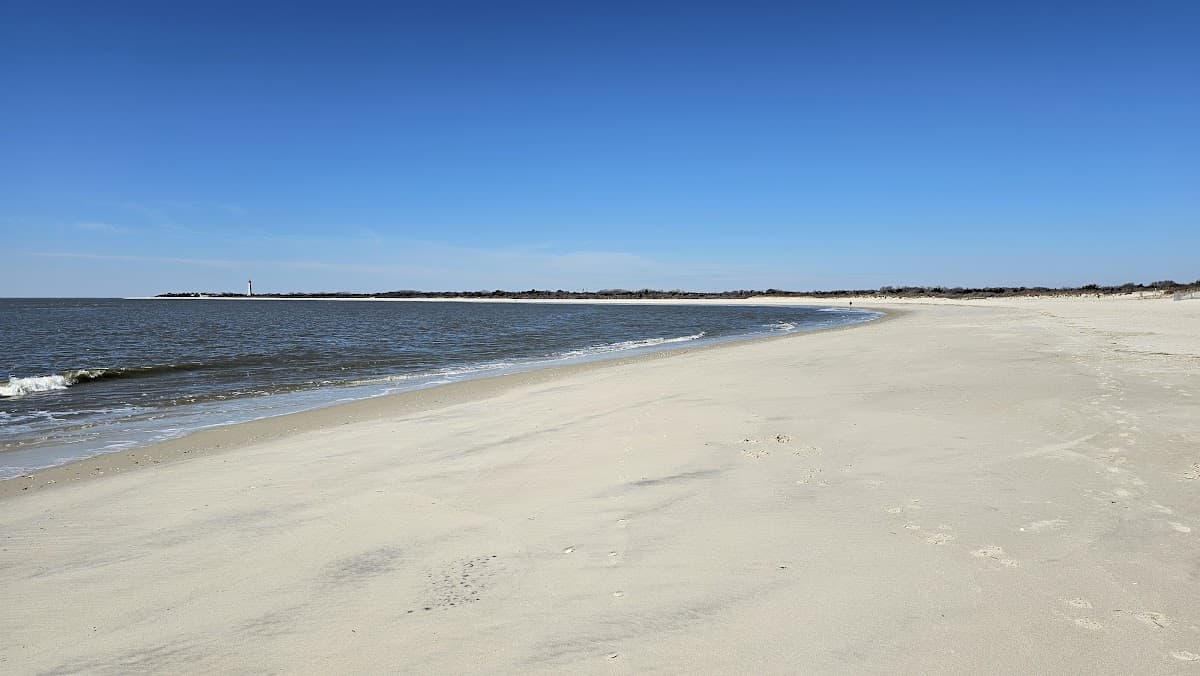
(3, 1), (1197, 296)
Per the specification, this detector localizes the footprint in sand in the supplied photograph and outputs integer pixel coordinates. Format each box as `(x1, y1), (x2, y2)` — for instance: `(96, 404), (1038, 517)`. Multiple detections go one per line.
(417, 554), (499, 612)
(774, 434), (791, 444)
(562, 546), (576, 554)
(1074, 618), (1104, 631)
(1172, 651), (1200, 662)
(1025, 519), (1068, 532)
(971, 545), (1019, 567)
(1134, 611), (1173, 629)
(1169, 522), (1192, 533)
(925, 532), (954, 545)
(903, 522), (921, 530)
(1064, 598), (1093, 609)
(795, 468), (827, 486)
(1182, 464), (1200, 481)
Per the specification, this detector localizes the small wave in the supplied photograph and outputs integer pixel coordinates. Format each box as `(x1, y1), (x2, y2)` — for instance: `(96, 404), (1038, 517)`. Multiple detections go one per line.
(67, 364), (206, 384)
(765, 321), (797, 332)
(559, 332), (706, 359)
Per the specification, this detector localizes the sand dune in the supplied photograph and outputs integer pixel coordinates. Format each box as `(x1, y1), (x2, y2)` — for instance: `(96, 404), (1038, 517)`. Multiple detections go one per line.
(2, 296), (1199, 673)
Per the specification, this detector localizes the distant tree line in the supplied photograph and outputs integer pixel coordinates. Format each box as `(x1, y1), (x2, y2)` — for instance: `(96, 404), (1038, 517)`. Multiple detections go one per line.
(156, 279), (1200, 300)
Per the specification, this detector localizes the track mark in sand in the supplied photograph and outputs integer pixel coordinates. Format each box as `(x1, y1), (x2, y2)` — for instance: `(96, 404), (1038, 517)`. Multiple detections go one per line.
(1133, 611), (1173, 629)
(795, 468), (828, 486)
(903, 522), (921, 530)
(740, 435), (825, 460)
(417, 554), (500, 612)
(884, 506), (904, 514)
(739, 436), (769, 459)
(611, 591), (625, 598)
(1183, 464), (1200, 481)
(1074, 618), (1104, 631)
(1064, 598), (1093, 609)
(863, 479), (883, 490)
(1172, 651), (1200, 662)
(971, 545), (1020, 567)
(1025, 519), (1068, 532)
(1170, 522), (1192, 533)
(925, 532), (954, 545)
(616, 518), (629, 528)
(1152, 503), (1175, 515)
(562, 546), (576, 554)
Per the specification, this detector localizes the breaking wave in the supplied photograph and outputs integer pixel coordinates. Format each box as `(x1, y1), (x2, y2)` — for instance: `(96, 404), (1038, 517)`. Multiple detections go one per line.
(0, 375), (74, 398)
(558, 332), (706, 359)
(0, 365), (203, 398)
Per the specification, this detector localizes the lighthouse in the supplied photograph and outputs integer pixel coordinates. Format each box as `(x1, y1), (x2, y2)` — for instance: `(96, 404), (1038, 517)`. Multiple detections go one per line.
(247, 280), (253, 297)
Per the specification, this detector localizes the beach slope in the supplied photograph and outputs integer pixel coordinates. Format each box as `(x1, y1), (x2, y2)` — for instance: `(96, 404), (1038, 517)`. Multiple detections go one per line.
(2, 297), (1199, 673)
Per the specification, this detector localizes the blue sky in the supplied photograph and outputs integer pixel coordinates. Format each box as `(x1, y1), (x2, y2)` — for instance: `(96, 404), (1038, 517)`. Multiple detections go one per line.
(3, 1), (1197, 296)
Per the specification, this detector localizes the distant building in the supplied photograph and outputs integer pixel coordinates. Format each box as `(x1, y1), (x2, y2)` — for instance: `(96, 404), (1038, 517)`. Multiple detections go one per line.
(247, 280), (253, 296)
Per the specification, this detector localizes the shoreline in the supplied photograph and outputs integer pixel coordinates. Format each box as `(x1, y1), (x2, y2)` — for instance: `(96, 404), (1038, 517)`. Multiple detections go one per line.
(3, 294), (1197, 672)
(0, 302), (895, 501)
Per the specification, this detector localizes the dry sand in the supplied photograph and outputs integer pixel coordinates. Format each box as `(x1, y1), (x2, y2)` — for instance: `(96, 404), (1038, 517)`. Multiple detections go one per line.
(2, 296), (1199, 673)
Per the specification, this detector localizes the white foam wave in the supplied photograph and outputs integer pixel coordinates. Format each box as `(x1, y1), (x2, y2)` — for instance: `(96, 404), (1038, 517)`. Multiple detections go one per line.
(437, 361), (515, 377)
(560, 332), (706, 359)
(0, 375), (73, 398)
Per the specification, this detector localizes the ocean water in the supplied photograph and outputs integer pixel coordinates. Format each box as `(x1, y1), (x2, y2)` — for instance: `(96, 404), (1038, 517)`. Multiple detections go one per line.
(0, 298), (879, 478)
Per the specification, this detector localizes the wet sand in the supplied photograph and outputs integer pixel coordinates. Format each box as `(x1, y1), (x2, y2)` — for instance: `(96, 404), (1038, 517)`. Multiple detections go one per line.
(1, 296), (1198, 673)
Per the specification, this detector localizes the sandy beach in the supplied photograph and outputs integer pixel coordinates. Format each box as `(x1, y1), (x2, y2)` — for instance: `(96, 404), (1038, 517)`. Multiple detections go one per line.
(2, 295), (1199, 673)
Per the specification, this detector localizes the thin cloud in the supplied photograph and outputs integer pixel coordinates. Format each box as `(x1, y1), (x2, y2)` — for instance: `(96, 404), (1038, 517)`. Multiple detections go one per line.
(33, 251), (240, 267)
(116, 201), (172, 225)
(75, 222), (130, 234)
(27, 242), (759, 292)
(28, 251), (430, 276)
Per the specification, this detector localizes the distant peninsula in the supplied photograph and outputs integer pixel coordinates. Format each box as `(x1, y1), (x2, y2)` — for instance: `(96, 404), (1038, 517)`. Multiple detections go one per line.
(157, 280), (1198, 300)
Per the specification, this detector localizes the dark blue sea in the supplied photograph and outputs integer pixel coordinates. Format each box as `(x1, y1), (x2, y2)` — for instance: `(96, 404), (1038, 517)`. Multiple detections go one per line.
(0, 298), (879, 478)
